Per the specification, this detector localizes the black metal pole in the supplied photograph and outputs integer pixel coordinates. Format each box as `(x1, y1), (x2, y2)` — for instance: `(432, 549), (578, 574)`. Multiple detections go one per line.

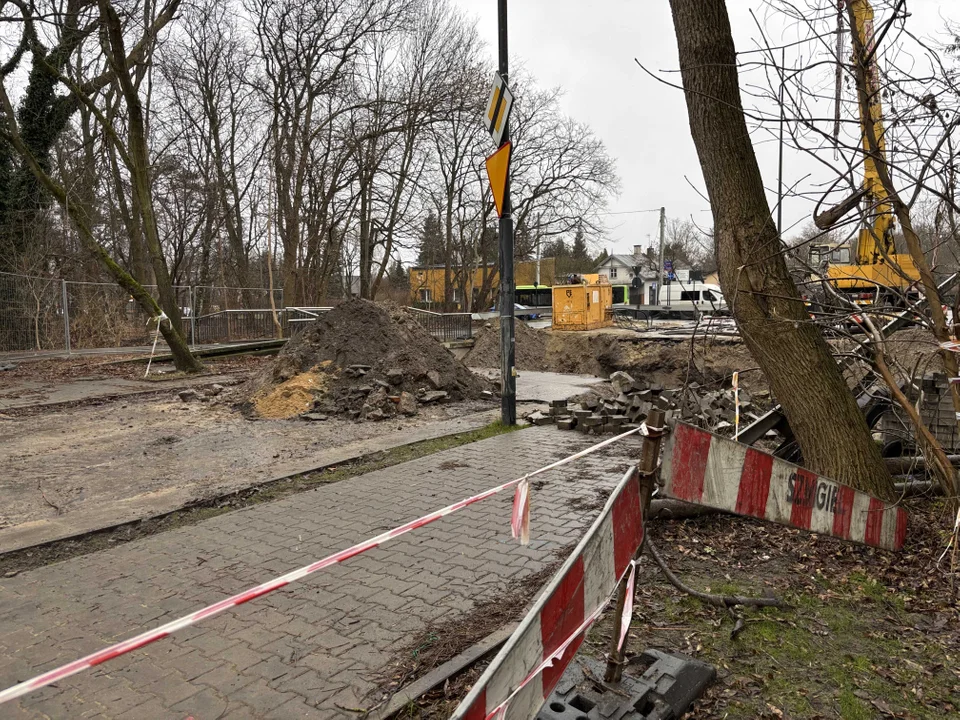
(498, 0), (516, 425)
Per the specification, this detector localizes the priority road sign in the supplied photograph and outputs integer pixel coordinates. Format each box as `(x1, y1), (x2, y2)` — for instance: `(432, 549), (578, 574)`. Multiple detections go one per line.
(484, 72), (514, 147)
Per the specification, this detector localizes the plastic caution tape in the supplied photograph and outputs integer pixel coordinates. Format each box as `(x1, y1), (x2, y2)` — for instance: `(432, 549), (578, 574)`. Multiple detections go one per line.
(0, 426), (649, 706)
(452, 464), (646, 720)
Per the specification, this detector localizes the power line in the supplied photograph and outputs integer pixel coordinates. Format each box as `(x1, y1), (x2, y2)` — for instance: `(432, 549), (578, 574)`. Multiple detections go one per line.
(596, 208), (663, 216)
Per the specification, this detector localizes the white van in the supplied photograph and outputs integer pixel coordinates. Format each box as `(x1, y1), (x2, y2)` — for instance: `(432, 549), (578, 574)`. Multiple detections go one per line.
(660, 282), (726, 314)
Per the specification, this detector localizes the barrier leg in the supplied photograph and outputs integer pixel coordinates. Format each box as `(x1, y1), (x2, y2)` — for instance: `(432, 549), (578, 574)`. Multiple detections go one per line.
(604, 408), (665, 683)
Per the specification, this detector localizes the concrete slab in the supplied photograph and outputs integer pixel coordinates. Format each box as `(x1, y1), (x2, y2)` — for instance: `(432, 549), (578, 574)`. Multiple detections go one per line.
(470, 368), (605, 403)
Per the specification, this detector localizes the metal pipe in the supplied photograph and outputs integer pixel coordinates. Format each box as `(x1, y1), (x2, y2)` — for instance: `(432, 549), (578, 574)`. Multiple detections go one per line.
(658, 207), (666, 306)
(884, 455), (960, 474)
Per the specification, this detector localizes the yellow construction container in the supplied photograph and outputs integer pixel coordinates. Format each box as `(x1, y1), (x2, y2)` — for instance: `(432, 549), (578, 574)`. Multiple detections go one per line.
(551, 276), (614, 331)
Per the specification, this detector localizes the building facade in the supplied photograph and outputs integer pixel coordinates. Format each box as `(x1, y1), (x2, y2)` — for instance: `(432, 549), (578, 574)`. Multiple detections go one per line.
(409, 258), (557, 311)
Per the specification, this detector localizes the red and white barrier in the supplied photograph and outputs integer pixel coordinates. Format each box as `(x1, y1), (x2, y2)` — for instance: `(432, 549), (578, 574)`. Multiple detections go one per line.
(452, 465), (646, 720)
(0, 426), (648, 706)
(661, 423), (908, 551)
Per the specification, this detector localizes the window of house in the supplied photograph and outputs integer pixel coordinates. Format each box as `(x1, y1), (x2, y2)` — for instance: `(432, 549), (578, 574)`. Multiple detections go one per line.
(609, 267), (618, 279)
(419, 289), (432, 303)
(680, 290), (700, 302)
(452, 288), (462, 303)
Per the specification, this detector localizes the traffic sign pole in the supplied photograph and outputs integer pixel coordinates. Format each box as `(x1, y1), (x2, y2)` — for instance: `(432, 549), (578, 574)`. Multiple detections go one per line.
(498, 0), (516, 426)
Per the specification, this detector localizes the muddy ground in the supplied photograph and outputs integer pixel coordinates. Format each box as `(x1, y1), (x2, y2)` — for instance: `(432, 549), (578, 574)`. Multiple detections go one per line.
(466, 324), (761, 395)
(0, 326), (761, 536)
(0, 385), (497, 530)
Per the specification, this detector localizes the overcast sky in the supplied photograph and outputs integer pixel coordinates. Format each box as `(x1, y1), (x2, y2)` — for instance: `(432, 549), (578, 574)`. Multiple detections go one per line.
(451, 0), (953, 257)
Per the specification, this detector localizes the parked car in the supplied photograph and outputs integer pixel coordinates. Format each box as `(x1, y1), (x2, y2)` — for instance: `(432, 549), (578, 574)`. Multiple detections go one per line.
(489, 303), (540, 320)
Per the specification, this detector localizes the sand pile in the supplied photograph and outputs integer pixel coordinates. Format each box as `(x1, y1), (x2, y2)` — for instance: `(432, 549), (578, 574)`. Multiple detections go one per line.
(464, 322), (550, 371)
(243, 299), (490, 420)
(252, 363), (332, 419)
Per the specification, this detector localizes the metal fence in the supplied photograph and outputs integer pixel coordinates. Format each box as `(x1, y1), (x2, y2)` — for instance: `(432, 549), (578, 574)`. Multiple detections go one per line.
(0, 272), (67, 352)
(0, 271), (292, 353)
(1, 271), (473, 353)
(407, 307), (473, 342)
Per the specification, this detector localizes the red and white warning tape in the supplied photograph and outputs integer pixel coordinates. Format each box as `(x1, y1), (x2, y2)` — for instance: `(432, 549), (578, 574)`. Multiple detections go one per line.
(454, 463), (648, 720)
(0, 425), (648, 706)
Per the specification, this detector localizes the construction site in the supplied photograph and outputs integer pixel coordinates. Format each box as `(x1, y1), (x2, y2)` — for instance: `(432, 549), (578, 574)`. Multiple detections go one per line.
(1, 0), (960, 718)
(0, 279), (957, 719)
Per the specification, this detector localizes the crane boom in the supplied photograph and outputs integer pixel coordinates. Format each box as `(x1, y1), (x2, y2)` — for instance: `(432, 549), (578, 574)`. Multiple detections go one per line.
(808, 0), (919, 307)
(848, 0), (895, 265)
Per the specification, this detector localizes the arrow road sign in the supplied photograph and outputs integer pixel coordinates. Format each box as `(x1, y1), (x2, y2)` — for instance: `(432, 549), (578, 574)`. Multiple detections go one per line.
(484, 72), (514, 147)
(485, 142), (512, 218)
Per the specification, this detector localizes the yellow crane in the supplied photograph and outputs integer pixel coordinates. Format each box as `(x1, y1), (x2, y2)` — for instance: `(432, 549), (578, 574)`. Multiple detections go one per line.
(810, 0), (919, 306)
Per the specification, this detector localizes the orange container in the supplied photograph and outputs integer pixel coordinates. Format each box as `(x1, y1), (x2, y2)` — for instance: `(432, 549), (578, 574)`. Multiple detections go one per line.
(551, 277), (613, 331)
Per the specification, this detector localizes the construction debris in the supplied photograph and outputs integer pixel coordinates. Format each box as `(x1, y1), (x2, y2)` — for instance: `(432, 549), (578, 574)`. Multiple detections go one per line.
(527, 370), (764, 437)
(240, 299), (491, 420)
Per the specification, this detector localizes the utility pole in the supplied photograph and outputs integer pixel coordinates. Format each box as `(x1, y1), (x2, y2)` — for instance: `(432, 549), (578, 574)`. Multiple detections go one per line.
(658, 206), (666, 306)
(498, 0), (516, 426)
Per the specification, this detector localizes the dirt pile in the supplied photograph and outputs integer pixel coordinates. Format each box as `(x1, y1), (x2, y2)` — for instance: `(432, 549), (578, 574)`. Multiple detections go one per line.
(543, 333), (616, 377)
(466, 324), (762, 392)
(599, 337), (759, 392)
(464, 322), (550, 371)
(242, 299), (490, 420)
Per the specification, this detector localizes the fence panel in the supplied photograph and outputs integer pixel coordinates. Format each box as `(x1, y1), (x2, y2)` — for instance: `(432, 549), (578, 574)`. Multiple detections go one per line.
(0, 273), (67, 352)
(193, 310), (289, 344)
(62, 282), (195, 350)
(407, 308), (473, 342)
(2, 275), (322, 353)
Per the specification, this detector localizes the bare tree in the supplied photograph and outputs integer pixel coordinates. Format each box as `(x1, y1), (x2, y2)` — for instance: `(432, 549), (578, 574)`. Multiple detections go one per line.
(668, 0), (895, 497)
(750, 0), (960, 502)
(0, 0), (201, 371)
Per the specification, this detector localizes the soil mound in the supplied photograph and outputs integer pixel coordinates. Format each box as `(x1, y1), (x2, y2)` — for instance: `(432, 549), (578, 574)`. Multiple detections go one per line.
(464, 322), (550, 371)
(599, 336), (759, 392)
(242, 300), (489, 419)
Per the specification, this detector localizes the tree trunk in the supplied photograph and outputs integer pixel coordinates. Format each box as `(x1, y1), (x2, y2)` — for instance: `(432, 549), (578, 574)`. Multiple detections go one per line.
(668, 0), (894, 499)
(100, 0), (200, 373)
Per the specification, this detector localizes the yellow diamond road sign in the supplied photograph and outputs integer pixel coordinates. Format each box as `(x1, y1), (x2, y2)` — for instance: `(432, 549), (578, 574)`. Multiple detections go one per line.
(484, 72), (513, 147)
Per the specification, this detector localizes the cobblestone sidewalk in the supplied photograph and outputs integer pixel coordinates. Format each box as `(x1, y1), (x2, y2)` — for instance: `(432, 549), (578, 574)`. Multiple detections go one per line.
(0, 426), (642, 719)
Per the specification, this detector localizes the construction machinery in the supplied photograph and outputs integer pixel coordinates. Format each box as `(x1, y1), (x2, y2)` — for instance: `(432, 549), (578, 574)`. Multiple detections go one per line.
(809, 0), (920, 308)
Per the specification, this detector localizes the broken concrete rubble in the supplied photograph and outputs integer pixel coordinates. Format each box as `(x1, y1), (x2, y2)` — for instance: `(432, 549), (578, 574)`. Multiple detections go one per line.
(524, 375), (762, 437)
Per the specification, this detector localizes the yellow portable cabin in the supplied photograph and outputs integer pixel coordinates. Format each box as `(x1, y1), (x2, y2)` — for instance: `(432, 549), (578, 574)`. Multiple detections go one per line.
(551, 274), (614, 331)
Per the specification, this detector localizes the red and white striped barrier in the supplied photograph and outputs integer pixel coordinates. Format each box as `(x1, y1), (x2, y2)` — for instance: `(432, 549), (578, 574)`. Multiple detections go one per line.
(0, 426), (648, 706)
(452, 465), (646, 720)
(661, 423), (908, 551)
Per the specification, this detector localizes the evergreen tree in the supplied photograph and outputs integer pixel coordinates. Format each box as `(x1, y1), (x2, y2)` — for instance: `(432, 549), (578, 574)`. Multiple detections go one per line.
(571, 226), (589, 261)
(388, 258), (407, 286)
(542, 238), (568, 258)
(417, 211), (444, 265)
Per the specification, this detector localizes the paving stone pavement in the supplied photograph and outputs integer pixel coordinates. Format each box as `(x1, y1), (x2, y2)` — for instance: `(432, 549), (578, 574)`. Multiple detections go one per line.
(0, 426), (643, 719)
